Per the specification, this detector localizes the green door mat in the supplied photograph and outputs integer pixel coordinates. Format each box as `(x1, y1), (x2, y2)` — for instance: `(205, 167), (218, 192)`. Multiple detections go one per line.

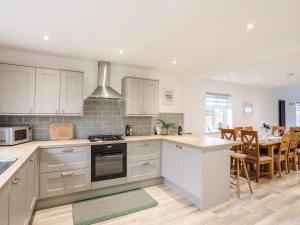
(72, 189), (158, 225)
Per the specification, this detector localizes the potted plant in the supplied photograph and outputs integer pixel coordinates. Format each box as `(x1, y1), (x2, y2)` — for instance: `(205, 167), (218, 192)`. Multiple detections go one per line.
(261, 122), (271, 137)
(157, 119), (177, 135)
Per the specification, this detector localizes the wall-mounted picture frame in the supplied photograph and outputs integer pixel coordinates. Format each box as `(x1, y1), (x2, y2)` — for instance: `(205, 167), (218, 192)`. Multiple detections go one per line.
(243, 103), (253, 116)
(163, 88), (174, 105)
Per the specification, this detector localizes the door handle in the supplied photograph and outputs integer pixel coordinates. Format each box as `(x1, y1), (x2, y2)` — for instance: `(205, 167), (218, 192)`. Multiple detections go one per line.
(61, 171), (73, 177)
(62, 148), (74, 152)
(141, 161), (150, 166)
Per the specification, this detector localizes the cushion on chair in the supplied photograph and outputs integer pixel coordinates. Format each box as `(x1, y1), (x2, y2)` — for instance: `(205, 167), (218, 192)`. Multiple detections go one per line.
(297, 148), (300, 153)
(246, 154), (272, 161)
(274, 153), (286, 160)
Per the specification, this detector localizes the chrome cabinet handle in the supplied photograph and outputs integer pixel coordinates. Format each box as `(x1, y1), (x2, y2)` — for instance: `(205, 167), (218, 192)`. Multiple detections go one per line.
(62, 148), (74, 152)
(12, 177), (20, 185)
(143, 143), (150, 146)
(107, 145), (113, 149)
(61, 171), (73, 177)
(30, 158), (34, 162)
(141, 161), (150, 166)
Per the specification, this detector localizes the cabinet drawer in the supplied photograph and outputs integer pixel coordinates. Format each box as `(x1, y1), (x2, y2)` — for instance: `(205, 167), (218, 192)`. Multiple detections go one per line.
(127, 159), (161, 183)
(40, 168), (91, 198)
(128, 141), (161, 162)
(40, 146), (91, 173)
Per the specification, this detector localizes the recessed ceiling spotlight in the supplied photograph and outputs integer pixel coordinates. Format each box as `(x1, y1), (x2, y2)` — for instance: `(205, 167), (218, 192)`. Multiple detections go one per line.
(172, 60), (177, 65)
(256, 77), (260, 81)
(246, 23), (254, 31)
(119, 50), (124, 55)
(43, 35), (49, 41)
(230, 72), (234, 76)
(277, 82), (281, 86)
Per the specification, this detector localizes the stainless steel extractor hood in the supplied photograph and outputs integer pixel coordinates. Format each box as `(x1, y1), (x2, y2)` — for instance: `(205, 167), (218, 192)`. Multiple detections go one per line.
(88, 61), (123, 100)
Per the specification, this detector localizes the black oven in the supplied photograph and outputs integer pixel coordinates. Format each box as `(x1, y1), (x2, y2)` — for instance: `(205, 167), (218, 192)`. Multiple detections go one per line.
(91, 143), (127, 182)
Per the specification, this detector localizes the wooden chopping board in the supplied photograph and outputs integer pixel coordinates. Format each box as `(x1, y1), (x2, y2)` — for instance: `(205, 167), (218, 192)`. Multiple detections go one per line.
(49, 123), (75, 141)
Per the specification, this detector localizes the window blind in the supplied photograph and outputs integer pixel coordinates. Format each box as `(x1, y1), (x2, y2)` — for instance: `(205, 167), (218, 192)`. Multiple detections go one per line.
(296, 102), (300, 111)
(205, 92), (231, 109)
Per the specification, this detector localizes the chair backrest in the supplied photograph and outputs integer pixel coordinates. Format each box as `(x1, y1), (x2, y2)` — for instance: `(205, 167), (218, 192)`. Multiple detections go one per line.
(290, 127), (300, 148)
(241, 130), (259, 160)
(234, 127), (243, 138)
(272, 126), (286, 136)
(289, 132), (299, 154)
(244, 126), (253, 131)
(278, 133), (291, 157)
(221, 129), (236, 141)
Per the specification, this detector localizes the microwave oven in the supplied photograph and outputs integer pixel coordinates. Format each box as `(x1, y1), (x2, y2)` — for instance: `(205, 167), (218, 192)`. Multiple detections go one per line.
(0, 126), (33, 146)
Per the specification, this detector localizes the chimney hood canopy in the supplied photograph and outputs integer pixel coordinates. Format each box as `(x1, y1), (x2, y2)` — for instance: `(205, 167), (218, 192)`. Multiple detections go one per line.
(88, 61), (123, 100)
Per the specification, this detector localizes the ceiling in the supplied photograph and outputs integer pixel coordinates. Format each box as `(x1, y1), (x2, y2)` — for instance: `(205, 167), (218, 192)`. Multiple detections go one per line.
(1, 0), (300, 87)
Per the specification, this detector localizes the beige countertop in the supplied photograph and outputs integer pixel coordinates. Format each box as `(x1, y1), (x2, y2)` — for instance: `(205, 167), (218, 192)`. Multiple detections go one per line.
(0, 135), (233, 190)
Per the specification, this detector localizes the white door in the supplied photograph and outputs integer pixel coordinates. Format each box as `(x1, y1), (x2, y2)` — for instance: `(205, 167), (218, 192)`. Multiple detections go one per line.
(0, 64), (35, 114)
(125, 78), (143, 115)
(162, 142), (182, 186)
(35, 68), (60, 114)
(143, 80), (159, 115)
(0, 185), (9, 225)
(60, 71), (83, 114)
(9, 165), (28, 225)
(27, 152), (37, 216)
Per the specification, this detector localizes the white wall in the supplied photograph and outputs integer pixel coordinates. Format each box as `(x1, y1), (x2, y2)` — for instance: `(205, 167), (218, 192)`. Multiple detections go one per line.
(0, 49), (184, 113)
(184, 79), (278, 135)
(272, 86), (300, 127)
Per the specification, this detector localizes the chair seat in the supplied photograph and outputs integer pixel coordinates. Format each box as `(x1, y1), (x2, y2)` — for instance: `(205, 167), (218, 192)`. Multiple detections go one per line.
(230, 151), (246, 159)
(246, 154), (272, 161)
(297, 148), (300, 153)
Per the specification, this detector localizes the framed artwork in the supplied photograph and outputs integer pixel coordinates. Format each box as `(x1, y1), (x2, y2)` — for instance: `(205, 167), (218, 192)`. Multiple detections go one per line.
(243, 103), (253, 116)
(163, 88), (174, 105)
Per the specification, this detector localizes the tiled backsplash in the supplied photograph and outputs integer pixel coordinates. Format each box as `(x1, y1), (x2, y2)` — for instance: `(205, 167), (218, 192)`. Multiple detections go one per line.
(0, 100), (184, 140)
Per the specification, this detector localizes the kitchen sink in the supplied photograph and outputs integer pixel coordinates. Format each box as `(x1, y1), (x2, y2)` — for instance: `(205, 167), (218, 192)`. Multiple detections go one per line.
(0, 159), (17, 176)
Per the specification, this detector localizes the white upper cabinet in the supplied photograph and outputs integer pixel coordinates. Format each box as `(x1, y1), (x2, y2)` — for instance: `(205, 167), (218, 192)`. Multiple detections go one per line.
(0, 63), (83, 115)
(60, 71), (83, 114)
(0, 64), (35, 114)
(143, 79), (159, 115)
(122, 77), (159, 116)
(35, 68), (61, 114)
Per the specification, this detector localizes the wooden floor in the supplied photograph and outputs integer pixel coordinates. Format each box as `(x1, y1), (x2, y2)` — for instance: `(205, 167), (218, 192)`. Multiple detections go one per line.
(31, 172), (300, 225)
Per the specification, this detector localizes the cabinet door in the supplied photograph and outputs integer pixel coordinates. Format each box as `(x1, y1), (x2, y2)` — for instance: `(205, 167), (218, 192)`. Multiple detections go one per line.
(27, 152), (37, 216)
(9, 165), (28, 225)
(60, 71), (83, 114)
(182, 147), (201, 197)
(127, 141), (161, 162)
(35, 68), (60, 114)
(124, 78), (143, 115)
(0, 185), (9, 225)
(143, 80), (159, 115)
(127, 159), (161, 183)
(0, 64), (35, 114)
(162, 142), (182, 186)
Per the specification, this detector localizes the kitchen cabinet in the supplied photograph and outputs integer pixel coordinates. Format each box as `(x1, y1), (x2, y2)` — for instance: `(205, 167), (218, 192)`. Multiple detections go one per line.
(27, 152), (38, 216)
(127, 159), (160, 183)
(35, 68), (61, 114)
(60, 71), (84, 114)
(0, 64), (35, 114)
(9, 164), (28, 225)
(0, 63), (84, 115)
(0, 185), (9, 225)
(122, 77), (159, 116)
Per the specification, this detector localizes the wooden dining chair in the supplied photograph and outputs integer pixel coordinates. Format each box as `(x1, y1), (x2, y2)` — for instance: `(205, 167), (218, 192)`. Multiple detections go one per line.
(272, 126), (286, 136)
(220, 128), (240, 153)
(287, 132), (299, 173)
(234, 127), (243, 138)
(274, 133), (291, 178)
(290, 127), (300, 170)
(242, 130), (272, 182)
(244, 126), (253, 131)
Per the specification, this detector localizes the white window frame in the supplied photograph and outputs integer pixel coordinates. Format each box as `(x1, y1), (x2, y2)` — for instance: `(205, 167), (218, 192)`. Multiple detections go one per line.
(296, 102), (300, 126)
(205, 92), (232, 133)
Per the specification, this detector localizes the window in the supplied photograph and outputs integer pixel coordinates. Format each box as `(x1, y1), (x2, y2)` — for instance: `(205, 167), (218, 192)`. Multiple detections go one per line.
(205, 92), (232, 132)
(296, 103), (300, 126)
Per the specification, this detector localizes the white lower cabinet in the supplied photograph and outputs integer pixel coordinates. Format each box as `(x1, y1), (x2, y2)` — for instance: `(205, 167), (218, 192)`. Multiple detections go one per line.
(9, 164), (28, 225)
(40, 168), (91, 198)
(162, 142), (182, 186)
(27, 152), (38, 216)
(127, 159), (160, 182)
(0, 185), (9, 225)
(127, 141), (161, 182)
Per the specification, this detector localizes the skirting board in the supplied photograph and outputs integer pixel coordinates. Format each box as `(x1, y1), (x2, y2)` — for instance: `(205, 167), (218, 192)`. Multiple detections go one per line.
(35, 177), (163, 210)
